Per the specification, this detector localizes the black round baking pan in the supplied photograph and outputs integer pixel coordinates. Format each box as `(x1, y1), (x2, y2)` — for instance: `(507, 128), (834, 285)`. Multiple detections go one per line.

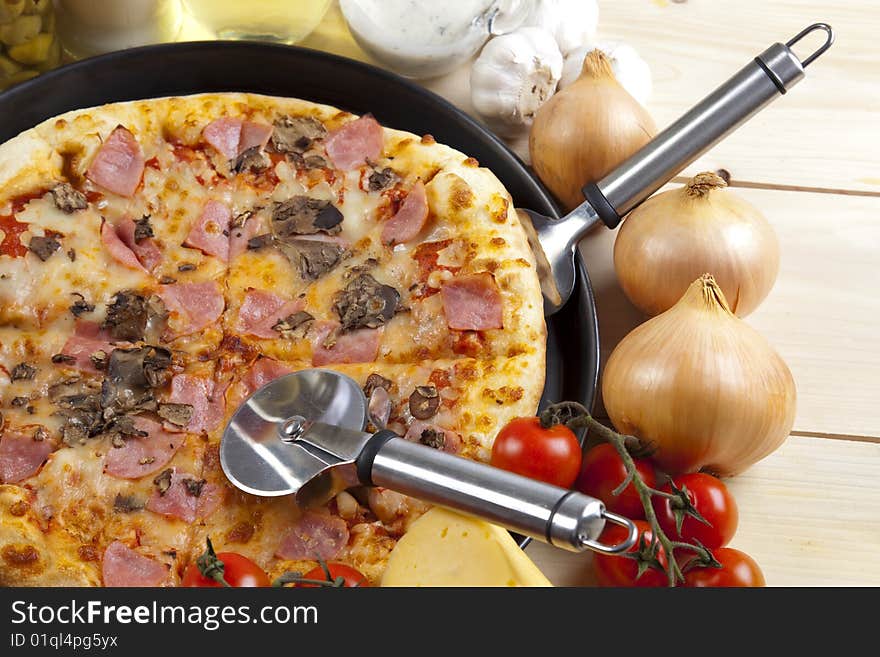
(0, 41), (600, 418)
(0, 41), (601, 551)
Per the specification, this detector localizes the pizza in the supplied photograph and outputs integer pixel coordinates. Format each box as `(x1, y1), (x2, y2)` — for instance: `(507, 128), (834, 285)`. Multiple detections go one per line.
(0, 92), (546, 586)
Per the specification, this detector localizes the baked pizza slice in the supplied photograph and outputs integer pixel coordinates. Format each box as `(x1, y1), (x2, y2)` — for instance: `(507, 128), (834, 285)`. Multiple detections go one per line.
(0, 184), (155, 330)
(7, 420), (208, 588)
(218, 105), (544, 370)
(0, 113), (232, 359)
(0, 323), (221, 586)
(0, 375), (204, 586)
(176, 349), (543, 587)
(225, 352), (542, 461)
(184, 364), (409, 587)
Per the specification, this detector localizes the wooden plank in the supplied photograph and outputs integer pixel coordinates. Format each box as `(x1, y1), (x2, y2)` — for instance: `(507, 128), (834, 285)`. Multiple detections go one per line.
(578, 186), (880, 438)
(592, 0), (880, 193)
(309, 2), (880, 194)
(526, 434), (880, 586)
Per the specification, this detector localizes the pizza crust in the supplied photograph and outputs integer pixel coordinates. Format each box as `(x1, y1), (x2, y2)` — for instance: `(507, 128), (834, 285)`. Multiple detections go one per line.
(0, 129), (55, 196)
(0, 486), (100, 586)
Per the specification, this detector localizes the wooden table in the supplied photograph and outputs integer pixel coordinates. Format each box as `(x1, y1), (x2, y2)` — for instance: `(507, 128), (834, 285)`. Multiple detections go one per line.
(303, 1), (880, 586)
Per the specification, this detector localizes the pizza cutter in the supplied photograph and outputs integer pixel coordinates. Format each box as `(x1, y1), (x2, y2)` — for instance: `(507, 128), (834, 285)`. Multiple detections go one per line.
(220, 369), (638, 554)
(526, 23), (834, 315)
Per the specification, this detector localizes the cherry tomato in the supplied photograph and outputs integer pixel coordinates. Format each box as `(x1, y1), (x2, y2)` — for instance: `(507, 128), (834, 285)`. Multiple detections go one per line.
(574, 443), (656, 519)
(593, 520), (668, 587)
(491, 417), (582, 488)
(653, 473), (738, 550)
(684, 548), (765, 587)
(300, 562), (368, 588)
(182, 552), (270, 588)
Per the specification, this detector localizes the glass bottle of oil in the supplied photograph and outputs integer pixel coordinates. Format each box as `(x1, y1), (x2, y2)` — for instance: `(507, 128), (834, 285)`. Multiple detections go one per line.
(179, 0), (332, 44)
(55, 0), (183, 59)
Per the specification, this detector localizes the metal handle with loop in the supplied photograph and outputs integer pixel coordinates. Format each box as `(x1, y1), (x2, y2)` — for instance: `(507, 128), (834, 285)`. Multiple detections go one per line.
(582, 22), (835, 229)
(787, 23), (835, 68)
(580, 510), (639, 555)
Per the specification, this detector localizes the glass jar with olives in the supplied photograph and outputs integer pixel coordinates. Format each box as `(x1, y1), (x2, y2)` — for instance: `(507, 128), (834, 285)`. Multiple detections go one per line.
(0, 0), (60, 91)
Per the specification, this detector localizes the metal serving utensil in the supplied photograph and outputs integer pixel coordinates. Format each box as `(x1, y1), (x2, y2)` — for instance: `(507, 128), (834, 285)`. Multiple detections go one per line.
(524, 23), (834, 315)
(221, 369), (638, 555)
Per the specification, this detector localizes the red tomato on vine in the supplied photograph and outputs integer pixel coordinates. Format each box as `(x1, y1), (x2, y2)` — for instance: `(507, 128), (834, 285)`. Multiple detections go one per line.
(575, 443), (656, 519)
(653, 473), (738, 550)
(491, 417), (582, 488)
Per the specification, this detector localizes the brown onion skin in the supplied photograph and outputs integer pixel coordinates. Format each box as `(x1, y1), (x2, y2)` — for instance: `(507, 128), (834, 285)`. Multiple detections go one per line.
(601, 275), (796, 477)
(529, 50), (656, 211)
(614, 173), (780, 317)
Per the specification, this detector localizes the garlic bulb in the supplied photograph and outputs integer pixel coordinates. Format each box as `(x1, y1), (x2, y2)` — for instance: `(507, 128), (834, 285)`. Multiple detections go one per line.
(471, 27), (563, 137)
(524, 0), (598, 55)
(561, 41), (652, 105)
(602, 274), (797, 477)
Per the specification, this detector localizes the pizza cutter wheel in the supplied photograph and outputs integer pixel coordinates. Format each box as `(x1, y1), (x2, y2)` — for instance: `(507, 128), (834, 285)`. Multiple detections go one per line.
(220, 369), (637, 554)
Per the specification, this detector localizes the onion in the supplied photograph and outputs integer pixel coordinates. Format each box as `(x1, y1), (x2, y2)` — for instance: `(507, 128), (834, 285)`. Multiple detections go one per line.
(529, 49), (656, 210)
(561, 41), (652, 106)
(614, 172), (779, 317)
(602, 274), (796, 477)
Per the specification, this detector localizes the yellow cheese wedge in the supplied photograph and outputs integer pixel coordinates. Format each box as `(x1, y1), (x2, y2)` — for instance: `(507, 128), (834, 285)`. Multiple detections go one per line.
(381, 507), (553, 587)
